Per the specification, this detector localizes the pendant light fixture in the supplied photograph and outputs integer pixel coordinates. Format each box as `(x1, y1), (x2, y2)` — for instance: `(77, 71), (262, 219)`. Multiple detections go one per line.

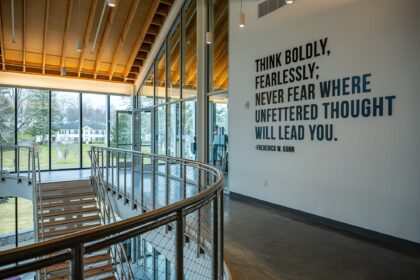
(76, 0), (83, 52)
(239, 0), (245, 28)
(205, 31), (213, 45)
(11, 0), (16, 43)
(107, 0), (117, 7)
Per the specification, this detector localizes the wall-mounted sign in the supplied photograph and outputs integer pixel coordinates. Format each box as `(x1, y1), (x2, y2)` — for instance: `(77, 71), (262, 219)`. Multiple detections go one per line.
(253, 37), (396, 153)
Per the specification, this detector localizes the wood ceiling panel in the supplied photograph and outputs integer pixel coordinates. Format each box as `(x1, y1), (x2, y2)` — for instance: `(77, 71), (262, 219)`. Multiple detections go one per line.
(0, 0), (175, 84)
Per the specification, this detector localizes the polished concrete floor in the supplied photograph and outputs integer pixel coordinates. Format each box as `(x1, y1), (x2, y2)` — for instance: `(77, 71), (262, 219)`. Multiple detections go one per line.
(224, 197), (420, 280)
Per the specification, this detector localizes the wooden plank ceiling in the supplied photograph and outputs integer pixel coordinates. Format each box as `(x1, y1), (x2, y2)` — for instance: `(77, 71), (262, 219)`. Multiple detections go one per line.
(0, 0), (174, 84)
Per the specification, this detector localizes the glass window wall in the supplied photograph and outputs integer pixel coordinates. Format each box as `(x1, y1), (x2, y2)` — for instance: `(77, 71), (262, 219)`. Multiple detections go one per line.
(208, 93), (228, 172)
(0, 88), (16, 171)
(182, 100), (196, 160)
(16, 88), (50, 170)
(82, 93), (107, 168)
(51, 91), (81, 169)
(0, 87), (131, 171)
(110, 95), (133, 148)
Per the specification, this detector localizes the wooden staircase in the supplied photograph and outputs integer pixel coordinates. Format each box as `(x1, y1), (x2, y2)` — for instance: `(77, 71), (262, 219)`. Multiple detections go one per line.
(37, 180), (116, 280)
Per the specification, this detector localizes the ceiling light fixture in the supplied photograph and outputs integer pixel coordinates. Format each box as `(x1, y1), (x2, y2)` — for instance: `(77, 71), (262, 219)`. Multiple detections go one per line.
(107, 0), (117, 7)
(76, 0), (83, 52)
(76, 39), (83, 52)
(286, 0), (295, 4)
(91, 0), (108, 54)
(239, 0), (245, 28)
(11, 0), (16, 44)
(205, 32), (213, 45)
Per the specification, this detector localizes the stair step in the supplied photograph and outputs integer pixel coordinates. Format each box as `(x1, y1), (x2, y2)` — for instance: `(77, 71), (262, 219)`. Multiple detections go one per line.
(40, 184), (92, 192)
(46, 253), (111, 273)
(50, 264), (115, 280)
(41, 224), (98, 238)
(40, 215), (101, 228)
(41, 180), (91, 188)
(85, 264), (115, 278)
(38, 192), (94, 201)
(39, 198), (96, 209)
(39, 206), (98, 218)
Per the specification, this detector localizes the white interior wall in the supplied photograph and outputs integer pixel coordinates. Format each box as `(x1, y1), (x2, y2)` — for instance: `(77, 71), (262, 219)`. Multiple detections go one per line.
(229, 0), (420, 243)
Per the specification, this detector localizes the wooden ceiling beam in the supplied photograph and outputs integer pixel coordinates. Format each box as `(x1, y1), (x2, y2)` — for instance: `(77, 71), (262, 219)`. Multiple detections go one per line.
(60, 0), (74, 75)
(93, 4), (118, 79)
(77, 0), (98, 78)
(123, 0), (161, 80)
(42, 0), (50, 74)
(0, 2), (5, 70)
(108, 0), (140, 80)
(22, 0), (26, 72)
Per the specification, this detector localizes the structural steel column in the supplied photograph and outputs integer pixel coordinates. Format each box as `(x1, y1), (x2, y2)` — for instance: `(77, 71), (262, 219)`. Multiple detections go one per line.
(196, 0), (208, 162)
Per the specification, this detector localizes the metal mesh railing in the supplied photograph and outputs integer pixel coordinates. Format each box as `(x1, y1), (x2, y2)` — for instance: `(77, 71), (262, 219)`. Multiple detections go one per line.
(0, 146), (224, 280)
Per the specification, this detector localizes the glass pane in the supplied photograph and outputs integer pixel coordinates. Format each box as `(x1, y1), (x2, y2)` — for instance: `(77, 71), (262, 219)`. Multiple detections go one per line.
(209, 93), (228, 173)
(18, 197), (35, 247)
(208, 0), (228, 91)
(0, 88), (16, 172)
(168, 21), (181, 101)
(0, 87), (15, 144)
(110, 95), (132, 148)
(156, 106), (166, 155)
(155, 49), (166, 104)
(140, 111), (152, 154)
(182, 0), (197, 97)
(167, 103), (180, 157)
(140, 69), (154, 108)
(82, 93), (107, 168)
(17, 88), (49, 170)
(51, 91), (80, 169)
(0, 197), (16, 250)
(182, 100), (196, 160)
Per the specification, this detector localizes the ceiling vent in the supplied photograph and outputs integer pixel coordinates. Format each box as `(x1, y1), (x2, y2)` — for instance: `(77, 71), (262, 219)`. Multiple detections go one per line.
(258, 0), (287, 18)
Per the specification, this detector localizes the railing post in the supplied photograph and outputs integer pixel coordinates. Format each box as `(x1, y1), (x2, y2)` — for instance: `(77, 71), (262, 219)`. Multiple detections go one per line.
(111, 151), (114, 191)
(131, 153), (135, 208)
(219, 189), (224, 280)
(165, 160), (169, 206)
(27, 147), (30, 182)
(140, 155), (144, 209)
(197, 168), (202, 258)
(0, 146), (3, 182)
(116, 152), (120, 197)
(124, 151), (127, 201)
(16, 147), (20, 183)
(106, 149), (109, 187)
(70, 244), (84, 280)
(152, 156), (156, 209)
(182, 163), (187, 199)
(212, 191), (219, 280)
(175, 210), (184, 280)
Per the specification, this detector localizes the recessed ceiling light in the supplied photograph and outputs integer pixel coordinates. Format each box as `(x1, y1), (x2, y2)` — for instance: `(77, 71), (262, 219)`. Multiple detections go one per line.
(286, 0), (295, 4)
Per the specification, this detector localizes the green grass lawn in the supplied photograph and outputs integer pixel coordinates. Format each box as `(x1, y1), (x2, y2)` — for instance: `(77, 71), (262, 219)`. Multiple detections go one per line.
(1, 143), (153, 171)
(0, 198), (34, 235)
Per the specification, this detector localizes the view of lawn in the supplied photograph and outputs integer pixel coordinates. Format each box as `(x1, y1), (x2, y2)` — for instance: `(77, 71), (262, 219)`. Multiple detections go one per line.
(0, 198), (33, 235)
(1, 143), (107, 171)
